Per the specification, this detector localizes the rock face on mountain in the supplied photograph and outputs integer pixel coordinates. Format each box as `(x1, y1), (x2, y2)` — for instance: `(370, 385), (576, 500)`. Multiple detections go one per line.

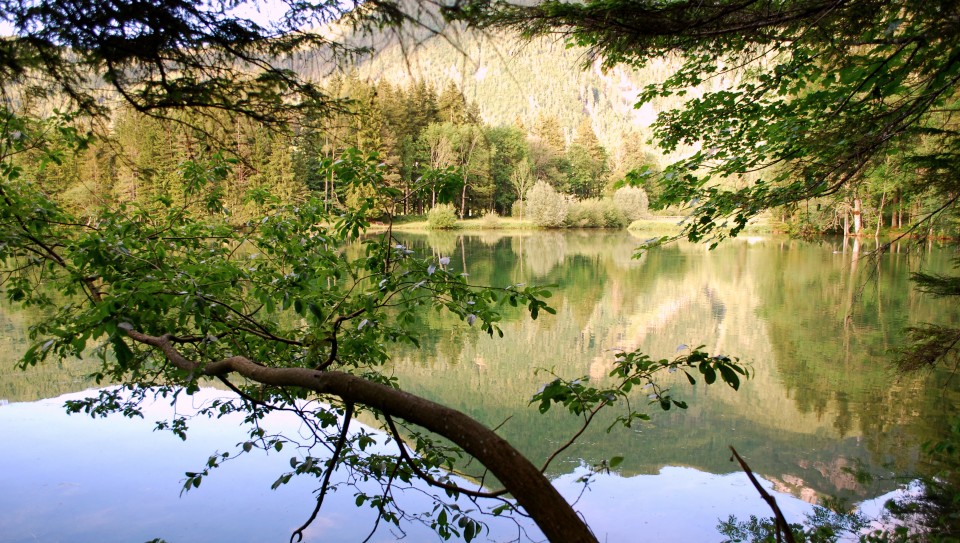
(292, 28), (710, 166)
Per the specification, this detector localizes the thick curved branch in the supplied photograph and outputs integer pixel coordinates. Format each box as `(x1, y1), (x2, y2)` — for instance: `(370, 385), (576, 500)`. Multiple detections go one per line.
(122, 328), (598, 543)
(384, 414), (508, 500)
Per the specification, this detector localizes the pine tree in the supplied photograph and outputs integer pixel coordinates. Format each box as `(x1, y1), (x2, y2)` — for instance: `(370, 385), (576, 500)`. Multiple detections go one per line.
(567, 117), (608, 198)
(526, 114), (568, 191)
(438, 82), (471, 124)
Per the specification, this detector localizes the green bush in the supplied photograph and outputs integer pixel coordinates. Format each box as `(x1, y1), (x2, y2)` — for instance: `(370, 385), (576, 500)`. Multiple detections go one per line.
(602, 201), (629, 228)
(481, 210), (501, 229)
(613, 186), (650, 221)
(427, 203), (459, 229)
(566, 198), (628, 228)
(526, 181), (568, 228)
(511, 199), (525, 219)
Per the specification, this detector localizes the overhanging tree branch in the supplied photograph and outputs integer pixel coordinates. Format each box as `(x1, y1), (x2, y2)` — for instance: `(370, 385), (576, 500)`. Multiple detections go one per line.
(120, 327), (600, 543)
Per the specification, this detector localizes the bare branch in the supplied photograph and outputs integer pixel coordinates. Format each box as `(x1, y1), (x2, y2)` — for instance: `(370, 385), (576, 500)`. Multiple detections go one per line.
(291, 402), (355, 543)
(730, 446), (797, 543)
(384, 414), (508, 500)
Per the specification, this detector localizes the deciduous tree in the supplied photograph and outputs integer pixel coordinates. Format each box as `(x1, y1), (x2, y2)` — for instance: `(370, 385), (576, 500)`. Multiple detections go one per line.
(0, 2), (749, 542)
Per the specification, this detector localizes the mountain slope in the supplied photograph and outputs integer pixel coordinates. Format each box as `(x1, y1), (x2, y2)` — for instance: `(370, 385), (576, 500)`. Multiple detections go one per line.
(302, 27), (719, 167)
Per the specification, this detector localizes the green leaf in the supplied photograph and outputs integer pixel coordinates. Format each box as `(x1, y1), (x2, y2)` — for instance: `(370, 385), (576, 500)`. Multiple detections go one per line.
(702, 366), (717, 385)
(308, 303), (323, 321)
(718, 364), (741, 390)
(111, 335), (135, 370)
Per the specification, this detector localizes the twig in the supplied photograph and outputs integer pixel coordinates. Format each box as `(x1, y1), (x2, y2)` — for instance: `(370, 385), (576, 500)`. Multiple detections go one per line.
(291, 402), (355, 543)
(729, 446), (796, 543)
(360, 460), (401, 543)
(316, 308), (366, 370)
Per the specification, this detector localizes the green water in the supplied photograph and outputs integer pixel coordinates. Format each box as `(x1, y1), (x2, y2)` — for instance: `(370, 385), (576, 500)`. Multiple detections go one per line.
(384, 231), (960, 503)
(2, 231), (959, 510)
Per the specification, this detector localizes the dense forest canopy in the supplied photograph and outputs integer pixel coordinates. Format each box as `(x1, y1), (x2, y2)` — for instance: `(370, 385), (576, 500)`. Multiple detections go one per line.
(1, 0), (960, 542)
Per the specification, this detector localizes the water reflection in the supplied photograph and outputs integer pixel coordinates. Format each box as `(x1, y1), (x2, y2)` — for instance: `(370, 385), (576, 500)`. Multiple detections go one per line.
(387, 232), (960, 503)
(2, 232), (959, 541)
(0, 388), (817, 543)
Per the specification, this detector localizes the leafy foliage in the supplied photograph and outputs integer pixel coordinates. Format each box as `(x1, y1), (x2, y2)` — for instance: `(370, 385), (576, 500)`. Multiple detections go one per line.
(427, 202), (460, 229)
(717, 506), (874, 543)
(533, 347), (746, 419)
(1, 112), (584, 538)
(0, 0), (395, 128)
(526, 180), (569, 228)
(529, 346), (747, 476)
(448, 1), (960, 539)
(462, 0), (960, 244)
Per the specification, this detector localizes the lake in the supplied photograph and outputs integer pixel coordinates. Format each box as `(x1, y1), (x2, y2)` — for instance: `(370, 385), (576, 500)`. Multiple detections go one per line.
(2, 231), (958, 542)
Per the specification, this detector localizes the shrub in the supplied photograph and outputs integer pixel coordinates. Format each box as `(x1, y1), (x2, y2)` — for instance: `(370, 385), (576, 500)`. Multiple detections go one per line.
(481, 210), (501, 229)
(601, 201), (629, 228)
(511, 199), (525, 219)
(613, 186), (650, 221)
(566, 199), (628, 228)
(526, 180), (568, 228)
(427, 203), (459, 229)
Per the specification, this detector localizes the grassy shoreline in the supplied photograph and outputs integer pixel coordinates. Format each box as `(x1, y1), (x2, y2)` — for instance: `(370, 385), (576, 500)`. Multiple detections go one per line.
(378, 215), (776, 236)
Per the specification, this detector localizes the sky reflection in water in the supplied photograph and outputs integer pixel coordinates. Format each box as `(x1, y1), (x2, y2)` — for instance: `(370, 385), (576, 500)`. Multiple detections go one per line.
(5, 233), (951, 542)
(0, 387), (817, 543)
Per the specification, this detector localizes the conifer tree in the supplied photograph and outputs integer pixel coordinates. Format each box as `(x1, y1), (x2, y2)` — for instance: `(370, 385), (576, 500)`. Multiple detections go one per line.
(438, 81), (472, 124)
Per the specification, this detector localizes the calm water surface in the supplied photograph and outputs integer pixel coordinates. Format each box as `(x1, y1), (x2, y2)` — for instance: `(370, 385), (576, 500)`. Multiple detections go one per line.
(1, 231), (958, 542)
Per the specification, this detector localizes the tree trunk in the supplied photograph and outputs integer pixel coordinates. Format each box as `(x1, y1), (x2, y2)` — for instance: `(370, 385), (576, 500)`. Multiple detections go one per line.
(124, 330), (600, 543)
(852, 197), (863, 236)
(323, 136), (331, 213)
(875, 191), (886, 238)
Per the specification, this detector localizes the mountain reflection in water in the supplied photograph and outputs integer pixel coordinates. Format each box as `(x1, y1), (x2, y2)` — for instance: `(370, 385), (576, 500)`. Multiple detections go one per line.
(0, 388), (817, 543)
(2, 232), (959, 542)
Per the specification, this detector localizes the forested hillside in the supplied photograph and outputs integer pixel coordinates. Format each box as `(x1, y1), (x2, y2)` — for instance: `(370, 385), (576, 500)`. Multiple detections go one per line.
(19, 23), (958, 239)
(25, 30), (668, 226)
(343, 31), (688, 157)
